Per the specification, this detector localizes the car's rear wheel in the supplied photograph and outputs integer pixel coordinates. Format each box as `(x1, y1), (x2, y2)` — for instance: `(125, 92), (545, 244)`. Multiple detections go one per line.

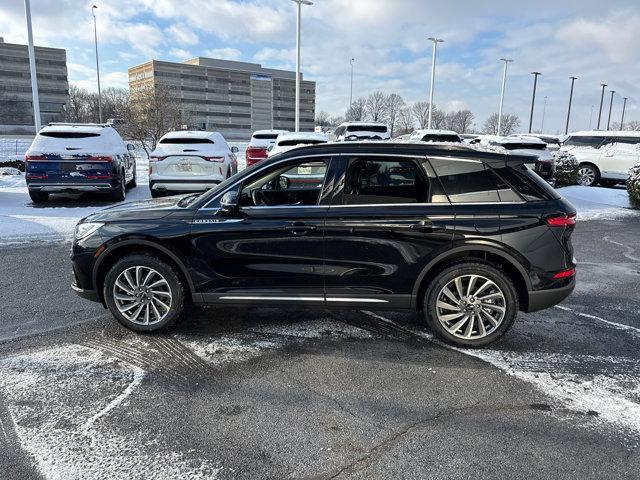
(127, 166), (137, 188)
(578, 164), (600, 187)
(111, 171), (127, 201)
(103, 254), (186, 332)
(150, 189), (165, 198)
(28, 190), (49, 203)
(423, 262), (518, 347)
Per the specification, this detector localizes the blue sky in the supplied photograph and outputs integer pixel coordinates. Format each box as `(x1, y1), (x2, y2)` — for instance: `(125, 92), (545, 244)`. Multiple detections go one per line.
(2, 0), (640, 133)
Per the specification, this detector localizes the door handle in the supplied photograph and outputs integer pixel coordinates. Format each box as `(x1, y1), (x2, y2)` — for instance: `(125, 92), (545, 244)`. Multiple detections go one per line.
(409, 221), (445, 233)
(285, 223), (317, 235)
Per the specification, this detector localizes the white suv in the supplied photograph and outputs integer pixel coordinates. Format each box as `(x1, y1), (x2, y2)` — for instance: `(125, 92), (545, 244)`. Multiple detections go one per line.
(333, 122), (390, 142)
(560, 131), (640, 186)
(148, 131), (238, 197)
(267, 132), (328, 157)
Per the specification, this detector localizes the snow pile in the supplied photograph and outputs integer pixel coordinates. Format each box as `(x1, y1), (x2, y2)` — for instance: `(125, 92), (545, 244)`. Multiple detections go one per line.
(558, 185), (638, 220)
(628, 162), (640, 206)
(0, 167), (22, 176)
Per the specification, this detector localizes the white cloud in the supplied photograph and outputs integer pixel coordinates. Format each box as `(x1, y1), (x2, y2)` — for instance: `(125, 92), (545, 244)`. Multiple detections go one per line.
(166, 23), (199, 46)
(169, 48), (193, 60)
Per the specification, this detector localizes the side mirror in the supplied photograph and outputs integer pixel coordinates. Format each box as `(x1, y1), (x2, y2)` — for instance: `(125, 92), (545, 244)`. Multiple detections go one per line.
(231, 146), (239, 154)
(219, 191), (239, 215)
(127, 144), (136, 151)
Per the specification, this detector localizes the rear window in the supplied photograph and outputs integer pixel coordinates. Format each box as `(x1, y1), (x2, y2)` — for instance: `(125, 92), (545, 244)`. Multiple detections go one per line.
(564, 136), (604, 148)
(606, 137), (640, 145)
(502, 142), (546, 151)
(278, 139), (326, 147)
(159, 138), (214, 144)
(253, 134), (279, 140)
(40, 132), (100, 139)
(422, 134), (461, 143)
(346, 125), (388, 133)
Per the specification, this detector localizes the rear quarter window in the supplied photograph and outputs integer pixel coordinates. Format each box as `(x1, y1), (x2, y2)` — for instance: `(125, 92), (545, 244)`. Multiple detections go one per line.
(493, 165), (558, 201)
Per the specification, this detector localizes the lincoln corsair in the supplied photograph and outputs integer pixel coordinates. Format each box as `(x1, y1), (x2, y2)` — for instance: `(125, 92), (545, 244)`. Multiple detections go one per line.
(71, 143), (576, 347)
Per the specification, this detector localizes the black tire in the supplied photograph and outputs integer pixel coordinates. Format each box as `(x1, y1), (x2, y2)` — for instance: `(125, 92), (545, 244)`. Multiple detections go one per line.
(150, 189), (165, 198)
(600, 179), (618, 188)
(577, 163), (600, 187)
(28, 190), (49, 203)
(110, 171), (126, 202)
(127, 165), (137, 188)
(423, 261), (519, 348)
(103, 254), (186, 332)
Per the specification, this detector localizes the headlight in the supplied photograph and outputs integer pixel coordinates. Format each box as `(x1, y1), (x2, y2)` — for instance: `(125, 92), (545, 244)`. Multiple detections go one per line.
(75, 222), (104, 240)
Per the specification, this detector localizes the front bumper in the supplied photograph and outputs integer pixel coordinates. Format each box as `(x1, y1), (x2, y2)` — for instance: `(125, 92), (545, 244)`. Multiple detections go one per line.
(71, 282), (100, 302)
(526, 279), (575, 312)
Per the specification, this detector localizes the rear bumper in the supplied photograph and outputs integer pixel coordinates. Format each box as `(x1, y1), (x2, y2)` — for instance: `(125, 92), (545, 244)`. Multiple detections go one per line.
(150, 178), (221, 192)
(525, 280), (575, 312)
(28, 182), (118, 193)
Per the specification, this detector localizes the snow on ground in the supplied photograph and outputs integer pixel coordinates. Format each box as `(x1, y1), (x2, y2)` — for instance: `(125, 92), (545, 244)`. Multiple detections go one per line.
(0, 142), (247, 245)
(558, 185), (637, 220)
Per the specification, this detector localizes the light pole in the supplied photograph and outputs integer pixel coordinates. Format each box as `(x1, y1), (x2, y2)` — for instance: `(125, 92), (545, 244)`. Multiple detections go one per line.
(24, 0), (41, 131)
(607, 90), (616, 130)
(92, 5), (102, 123)
(565, 76), (577, 135)
(541, 96), (548, 133)
(528, 71), (541, 133)
(497, 58), (513, 136)
(427, 37), (444, 130)
(291, 0), (313, 132)
(597, 83), (607, 130)
(349, 58), (354, 108)
(620, 97), (628, 130)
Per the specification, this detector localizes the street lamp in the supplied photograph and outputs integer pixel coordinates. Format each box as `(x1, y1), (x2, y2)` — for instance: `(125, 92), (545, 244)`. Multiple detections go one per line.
(92, 5), (102, 123)
(565, 76), (577, 135)
(497, 58), (513, 136)
(620, 97), (629, 130)
(528, 72), (541, 133)
(607, 90), (616, 130)
(23, 0), (41, 131)
(427, 37), (444, 130)
(349, 58), (354, 108)
(597, 83), (607, 130)
(291, 0), (313, 132)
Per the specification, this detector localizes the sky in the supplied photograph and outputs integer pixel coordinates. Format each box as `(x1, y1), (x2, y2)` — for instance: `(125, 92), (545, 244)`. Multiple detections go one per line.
(2, 0), (640, 134)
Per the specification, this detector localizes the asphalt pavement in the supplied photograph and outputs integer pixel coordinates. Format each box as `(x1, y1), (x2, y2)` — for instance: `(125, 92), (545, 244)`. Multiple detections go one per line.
(0, 215), (639, 479)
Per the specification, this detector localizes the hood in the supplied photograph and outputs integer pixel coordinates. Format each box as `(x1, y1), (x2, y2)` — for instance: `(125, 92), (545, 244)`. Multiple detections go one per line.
(82, 195), (190, 223)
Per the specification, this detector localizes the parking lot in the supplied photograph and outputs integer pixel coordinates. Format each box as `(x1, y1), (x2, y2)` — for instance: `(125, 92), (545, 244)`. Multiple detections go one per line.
(0, 195), (639, 478)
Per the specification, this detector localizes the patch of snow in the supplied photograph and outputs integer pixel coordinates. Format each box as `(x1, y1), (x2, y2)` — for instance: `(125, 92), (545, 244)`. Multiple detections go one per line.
(558, 185), (637, 220)
(0, 344), (223, 479)
(0, 167), (22, 176)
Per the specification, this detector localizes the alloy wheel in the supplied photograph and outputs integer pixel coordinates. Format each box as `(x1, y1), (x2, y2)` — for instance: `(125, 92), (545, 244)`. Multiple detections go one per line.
(113, 266), (172, 325)
(435, 274), (506, 340)
(578, 166), (596, 186)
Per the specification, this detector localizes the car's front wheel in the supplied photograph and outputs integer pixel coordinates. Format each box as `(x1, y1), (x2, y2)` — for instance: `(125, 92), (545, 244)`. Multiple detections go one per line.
(103, 254), (186, 332)
(578, 164), (600, 187)
(423, 262), (518, 347)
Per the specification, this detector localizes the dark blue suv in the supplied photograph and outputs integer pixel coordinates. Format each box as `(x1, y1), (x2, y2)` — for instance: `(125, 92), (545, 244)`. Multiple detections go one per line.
(25, 123), (136, 203)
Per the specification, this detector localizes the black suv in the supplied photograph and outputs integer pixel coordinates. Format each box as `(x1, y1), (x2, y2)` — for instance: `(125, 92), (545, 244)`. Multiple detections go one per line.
(71, 143), (576, 347)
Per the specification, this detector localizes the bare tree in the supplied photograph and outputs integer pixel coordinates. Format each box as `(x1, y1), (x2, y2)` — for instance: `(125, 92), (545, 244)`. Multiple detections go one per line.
(63, 85), (96, 123)
(123, 83), (186, 156)
(611, 120), (640, 131)
(364, 91), (389, 122)
(385, 93), (405, 137)
(101, 87), (130, 123)
(431, 108), (447, 130)
(411, 101), (429, 129)
(345, 97), (366, 121)
(329, 115), (345, 127)
(398, 106), (415, 136)
(445, 110), (475, 133)
(482, 113), (521, 136)
(315, 111), (331, 127)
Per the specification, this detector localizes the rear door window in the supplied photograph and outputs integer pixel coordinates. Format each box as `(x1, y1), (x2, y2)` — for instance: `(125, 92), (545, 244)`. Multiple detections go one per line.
(430, 159), (508, 203)
(342, 157), (432, 205)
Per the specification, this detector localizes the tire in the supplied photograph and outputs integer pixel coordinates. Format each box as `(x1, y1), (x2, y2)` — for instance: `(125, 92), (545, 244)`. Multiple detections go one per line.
(127, 165), (137, 188)
(423, 262), (519, 348)
(103, 254), (186, 332)
(600, 179), (618, 188)
(28, 190), (49, 203)
(578, 164), (600, 187)
(110, 171), (126, 202)
(150, 189), (165, 198)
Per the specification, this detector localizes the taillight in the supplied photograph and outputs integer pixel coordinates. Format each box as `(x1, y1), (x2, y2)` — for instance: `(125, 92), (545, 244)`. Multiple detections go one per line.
(25, 155), (47, 161)
(86, 156), (113, 162)
(246, 147), (267, 166)
(546, 213), (577, 227)
(203, 156), (224, 163)
(553, 268), (576, 279)
(26, 173), (48, 180)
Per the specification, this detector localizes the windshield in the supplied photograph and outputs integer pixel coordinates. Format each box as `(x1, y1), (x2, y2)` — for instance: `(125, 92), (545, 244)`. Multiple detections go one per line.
(40, 132), (100, 138)
(159, 138), (214, 144)
(278, 139), (326, 147)
(422, 135), (461, 142)
(346, 125), (388, 133)
(502, 143), (546, 151)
